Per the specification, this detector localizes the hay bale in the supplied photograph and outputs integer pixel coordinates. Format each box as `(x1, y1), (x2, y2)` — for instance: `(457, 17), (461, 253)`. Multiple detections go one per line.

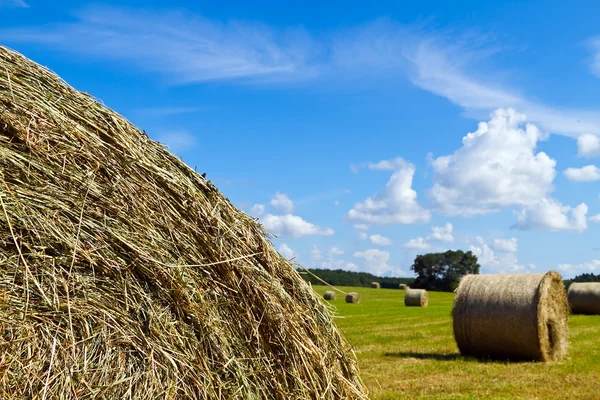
(568, 282), (600, 315)
(404, 289), (428, 307)
(371, 282), (380, 289)
(452, 271), (568, 362)
(399, 284), (407, 290)
(324, 291), (337, 300)
(346, 293), (360, 303)
(0, 46), (368, 399)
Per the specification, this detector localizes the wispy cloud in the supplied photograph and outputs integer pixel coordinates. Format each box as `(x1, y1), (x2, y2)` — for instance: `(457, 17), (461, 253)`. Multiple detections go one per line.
(0, 0), (28, 8)
(153, 131), (197, 154)
(589, 37), (600, 78)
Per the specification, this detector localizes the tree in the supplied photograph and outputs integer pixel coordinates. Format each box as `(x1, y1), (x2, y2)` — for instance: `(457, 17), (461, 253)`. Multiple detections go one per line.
(410, 250), (480, 292)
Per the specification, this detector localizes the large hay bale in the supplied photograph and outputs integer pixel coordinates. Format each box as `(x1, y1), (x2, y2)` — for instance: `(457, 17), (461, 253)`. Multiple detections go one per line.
(346, 292), (360, 303)
(371, 282), (380, 289)
(568, 282), (600, 315)
(399, 284), (407, 290)
(324, 291), (337, 300)
(404, 289), (428, 307)
(452, 271), (568, 361)
(0, 46), (368, 399)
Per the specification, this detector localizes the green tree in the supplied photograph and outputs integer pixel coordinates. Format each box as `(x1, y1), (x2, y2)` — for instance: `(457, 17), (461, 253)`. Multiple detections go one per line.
(411, 250), (480, 292)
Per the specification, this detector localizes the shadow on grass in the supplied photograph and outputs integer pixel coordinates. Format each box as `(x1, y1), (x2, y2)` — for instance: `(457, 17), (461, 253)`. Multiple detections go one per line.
(384, 351), (461, 361)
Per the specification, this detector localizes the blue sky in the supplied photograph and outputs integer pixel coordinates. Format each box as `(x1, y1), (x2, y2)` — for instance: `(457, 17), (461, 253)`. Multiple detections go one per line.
(2, 0), (600, 278)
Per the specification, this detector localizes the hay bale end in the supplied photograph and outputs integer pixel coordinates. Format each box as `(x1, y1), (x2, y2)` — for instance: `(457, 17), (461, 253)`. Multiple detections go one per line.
(371, 282), (380, 289)
(346, 293), (360, 303)
(568, 282), (600, 315)
(404, 289), (428, 307)
(324, 291), (337, 301)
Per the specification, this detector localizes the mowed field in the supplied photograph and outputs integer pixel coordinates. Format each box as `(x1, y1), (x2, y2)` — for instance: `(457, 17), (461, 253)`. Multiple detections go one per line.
(312, 285), (600, 399)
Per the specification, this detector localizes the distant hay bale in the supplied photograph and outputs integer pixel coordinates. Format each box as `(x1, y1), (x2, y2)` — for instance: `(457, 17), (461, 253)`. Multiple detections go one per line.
(371, 282), (380, 289)
(0, 45), (368, 399)
(568, 282), (600, 315)
(346, 293), (360, 303)
(324, 291), (337, 301)
(452, 271), (568, 362)
(399, 284), (407, 290)
(404, 289), (428, 307)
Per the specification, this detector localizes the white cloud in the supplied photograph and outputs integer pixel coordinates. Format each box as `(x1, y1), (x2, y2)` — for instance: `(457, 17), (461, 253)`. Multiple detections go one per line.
(328, 247), (344, 255)
(353, 248), (400, 276)
(0, 0), (28, 8)
(261, 214), (334, 237)
(557, 259), (600, 277)
(469, 236), (524, 273)
(369, 234), (392, 246)
(493, 238), (518, 253)
(590, 214), (600, 223)
(353, 224), (369, 231)
(564, 165), (600, 182)
(577, 134), (600, 157)
(590, 37), (600, 78)
(406, 38), (600, 137)
(402, 237), (430, 250)
(278, 244), (296, 259)
(429, 108), (556, 217)
(310, 245), (322, 262)
(154, 131), (197, 154)
(270, 192), (295, 213)
(312, 246), (357, 271)
(348, 158), (431, 225)
(334, 200), (340, 207)
(358, 232), (368, 240)
(430, 223), (454, 242)
(250, 204), (265, 217)
(512, 198), (588, 232)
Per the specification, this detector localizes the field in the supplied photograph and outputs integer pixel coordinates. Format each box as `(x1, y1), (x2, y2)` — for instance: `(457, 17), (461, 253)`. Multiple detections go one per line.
(312, 285), (600, 399)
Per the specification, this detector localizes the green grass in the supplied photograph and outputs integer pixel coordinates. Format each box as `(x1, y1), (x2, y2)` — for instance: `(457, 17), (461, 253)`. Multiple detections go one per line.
(313, 285), (600, 399)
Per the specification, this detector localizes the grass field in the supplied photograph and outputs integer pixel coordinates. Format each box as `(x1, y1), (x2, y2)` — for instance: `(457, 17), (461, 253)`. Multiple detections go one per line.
(312, 285), (600, 399)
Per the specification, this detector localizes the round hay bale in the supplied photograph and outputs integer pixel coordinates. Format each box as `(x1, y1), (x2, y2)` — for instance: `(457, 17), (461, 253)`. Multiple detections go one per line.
(452, 271), (568, 362)
(399, 284), (407, 290)
(568, 282), (600, 315)
(346, 292), (360, 303)
(0, 46), (368, 399)
(404, 289), (428, 307)
(371, 282), (380, 289)
(323, 291), (337, 301)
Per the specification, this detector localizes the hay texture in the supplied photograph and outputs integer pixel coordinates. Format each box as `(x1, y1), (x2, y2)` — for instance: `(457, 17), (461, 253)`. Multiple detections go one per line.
(371, 282), (380, 289)
(399, 284), (407, 290)
(568, 282), (600, 315)
(452, 271), (568, 362)
(0, 46), (368, 399)
(324, 291), (337, 301)
(346, 293), (360, 303)
(404, 289), (428, 307)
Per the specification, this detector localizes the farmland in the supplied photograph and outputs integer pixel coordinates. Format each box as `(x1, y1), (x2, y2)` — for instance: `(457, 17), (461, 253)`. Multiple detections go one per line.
(312, 285), (600, 399)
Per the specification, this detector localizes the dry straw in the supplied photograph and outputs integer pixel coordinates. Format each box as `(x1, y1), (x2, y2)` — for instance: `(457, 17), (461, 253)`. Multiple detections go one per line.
(404, 289), (428, 307)
(568, 282), (600, 315)
(346, 293), (360, 303)
(452, 271), (568, 362)
(0, 45), (368, 399)
(371, 282), (380, 289)
(323, 291), (337, 301)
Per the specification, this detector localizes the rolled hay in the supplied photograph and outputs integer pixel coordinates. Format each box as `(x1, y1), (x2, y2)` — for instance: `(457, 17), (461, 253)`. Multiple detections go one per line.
(371, 282), (380, 289)
(324, 291), (337, 300)
(346, 292), (361, 303)
(404, 289), (428, 307)
(399, 284), (407, 290)
(452, 271), (568, 362)
(0, 46), (368, 400)
(568, 282), (600, 315)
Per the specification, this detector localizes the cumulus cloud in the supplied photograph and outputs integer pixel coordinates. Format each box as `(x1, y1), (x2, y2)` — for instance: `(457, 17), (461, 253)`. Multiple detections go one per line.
(369, 234), (392, 246)
(577, 134), (600, 158)
(469, 236), (525, 273)
(511, 199), (588, 232)
(328, 247), (344, 255)
(563, 165), (600, 182)
(348, 158), (431, 225)
(278, 243), (296, 259)
(310, 246), (357, 271)
(261, 214), (334, 237)
(353, 249), (397, 276)
(270, 192), (295, 213)
(430, 223), (453, 242)
(250, 204), (265, 217)
(402, 237), (430, 249)
(557, 259), (600, 277)
(429, 108), (556, 217)
(493, 238), (518, 253)
(590, 214), (600, 223)
(358, 232), (368, 240)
